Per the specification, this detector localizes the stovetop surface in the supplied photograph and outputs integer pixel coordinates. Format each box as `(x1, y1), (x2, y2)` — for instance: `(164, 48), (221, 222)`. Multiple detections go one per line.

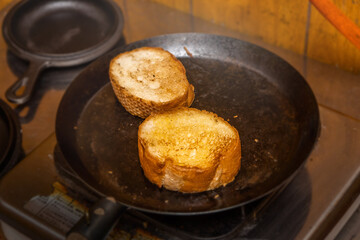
(0, 134), (313, 240)
(0, 0), (360, 240)
(0, 131), (358, 240)
(52, 143), (301, 240)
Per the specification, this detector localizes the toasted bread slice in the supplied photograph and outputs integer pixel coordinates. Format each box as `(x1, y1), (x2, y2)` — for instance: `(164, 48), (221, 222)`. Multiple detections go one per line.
(109, 47), (195, 118)
(138, 107), (241, 193)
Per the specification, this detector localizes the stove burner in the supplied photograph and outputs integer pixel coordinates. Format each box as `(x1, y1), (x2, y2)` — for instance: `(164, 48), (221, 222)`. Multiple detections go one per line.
(53, 145), (295, 239)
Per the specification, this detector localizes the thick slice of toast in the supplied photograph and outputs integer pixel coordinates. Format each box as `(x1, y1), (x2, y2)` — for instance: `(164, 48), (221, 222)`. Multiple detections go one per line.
(138, 107), (241, 193)
(109, 47), (195, 118)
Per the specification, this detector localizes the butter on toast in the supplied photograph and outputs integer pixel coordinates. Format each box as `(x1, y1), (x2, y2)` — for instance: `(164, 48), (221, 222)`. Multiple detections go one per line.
(138, 107), (241, 193)
(109, 47), (195, 118)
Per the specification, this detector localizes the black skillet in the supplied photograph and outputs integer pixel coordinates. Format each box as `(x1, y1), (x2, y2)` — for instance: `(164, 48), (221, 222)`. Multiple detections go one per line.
(2, 0), (124, 104)
(0, 99), (22, 177)
(0, 101), (14, 170)
(56, 33), (320, 239)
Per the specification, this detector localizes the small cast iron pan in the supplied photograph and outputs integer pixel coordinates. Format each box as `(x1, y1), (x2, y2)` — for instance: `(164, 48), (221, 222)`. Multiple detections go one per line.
(0, 101), (13, 168)
(0, 99), (22, 177)
(2, 0), (124, 104)
(56, 33), (320, 239)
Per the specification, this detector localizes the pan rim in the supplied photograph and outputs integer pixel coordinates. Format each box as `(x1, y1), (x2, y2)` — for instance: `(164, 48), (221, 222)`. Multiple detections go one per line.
(0, 102), (13, 167)
(2, 0), (124, 65)
(56, 33), (321, 215)
(57, 138), (312, 216)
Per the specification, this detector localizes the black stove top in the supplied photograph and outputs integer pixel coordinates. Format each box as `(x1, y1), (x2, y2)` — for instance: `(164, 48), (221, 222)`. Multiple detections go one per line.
(0, 135), (314, 239)
(0, 52), (355, 240)
(54, 144), (296, 239)
(0, 27), (358, 240)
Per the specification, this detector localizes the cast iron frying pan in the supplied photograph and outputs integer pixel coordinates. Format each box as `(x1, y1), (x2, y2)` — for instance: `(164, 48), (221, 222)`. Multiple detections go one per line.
(2, 0), (124, 104)
(56, 33), (320, 215)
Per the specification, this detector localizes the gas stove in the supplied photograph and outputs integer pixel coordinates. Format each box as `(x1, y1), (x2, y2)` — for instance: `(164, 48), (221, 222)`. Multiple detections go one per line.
(53, 143), (297, 240)
(1, 125), (358, 240)
(0, 97), (359, 240)
(1, 40), (360, 240)
(1, 36), (360, 240)
(0, 134), (314, 240)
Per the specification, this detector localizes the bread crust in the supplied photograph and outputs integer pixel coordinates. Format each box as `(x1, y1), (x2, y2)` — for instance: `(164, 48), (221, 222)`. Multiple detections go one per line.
(109, 47), (195, 118)
(138, 109), (241, 193)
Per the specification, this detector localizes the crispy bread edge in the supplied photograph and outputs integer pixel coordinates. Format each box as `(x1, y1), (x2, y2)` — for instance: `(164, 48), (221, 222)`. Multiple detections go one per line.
(137, 108), (242, 193)
(109, 47), (195, 118)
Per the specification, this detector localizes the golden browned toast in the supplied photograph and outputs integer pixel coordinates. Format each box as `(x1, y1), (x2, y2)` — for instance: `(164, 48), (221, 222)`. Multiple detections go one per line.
(109, 47), (195, 118)
(138, 107), (241, 193)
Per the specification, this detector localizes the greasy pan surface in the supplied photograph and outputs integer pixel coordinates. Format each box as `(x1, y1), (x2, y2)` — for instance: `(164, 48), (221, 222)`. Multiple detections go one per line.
(56, 33), (320, 215)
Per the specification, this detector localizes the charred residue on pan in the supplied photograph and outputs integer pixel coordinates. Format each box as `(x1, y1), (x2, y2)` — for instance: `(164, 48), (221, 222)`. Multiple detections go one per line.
(74, 53), (301, 212)
(182, 56), (299, 187)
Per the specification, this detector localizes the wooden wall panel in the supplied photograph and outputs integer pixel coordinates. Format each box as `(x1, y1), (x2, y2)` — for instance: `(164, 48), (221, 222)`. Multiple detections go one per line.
(114, 0), (194, 42)
(192, 0), (308, 55)
(308, 1), (360, 72)
(150, 0), (191, 12)
(149, 0), (360, 73)
(151, 0), (308, 54)
(0, 0), (12, 10)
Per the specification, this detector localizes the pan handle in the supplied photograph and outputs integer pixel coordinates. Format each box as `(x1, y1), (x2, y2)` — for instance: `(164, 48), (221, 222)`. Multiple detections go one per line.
(5, 60), (49, 105)
(66, 197), (126, 240)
